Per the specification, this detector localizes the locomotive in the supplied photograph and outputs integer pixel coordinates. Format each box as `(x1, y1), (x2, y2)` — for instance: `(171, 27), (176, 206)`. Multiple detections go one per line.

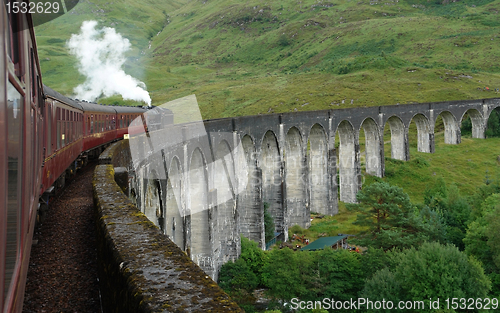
(1, 2), (148, 311)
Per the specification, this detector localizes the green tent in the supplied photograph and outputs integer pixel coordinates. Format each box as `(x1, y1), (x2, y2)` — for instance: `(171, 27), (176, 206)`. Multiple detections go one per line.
(300, 235), (348, 251)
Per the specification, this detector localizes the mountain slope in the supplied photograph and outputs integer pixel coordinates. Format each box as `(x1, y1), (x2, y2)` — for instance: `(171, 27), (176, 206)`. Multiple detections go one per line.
(34, 0), (185, 94)
(35, 0), (500, 118)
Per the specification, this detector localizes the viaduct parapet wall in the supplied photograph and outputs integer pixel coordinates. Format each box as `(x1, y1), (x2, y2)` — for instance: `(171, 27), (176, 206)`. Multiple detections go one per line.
(93, 141), (242, 312)
(130, 98), (500, 280)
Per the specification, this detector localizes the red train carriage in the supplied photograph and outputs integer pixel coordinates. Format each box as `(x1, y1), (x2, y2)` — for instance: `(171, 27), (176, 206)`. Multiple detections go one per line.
(41, 86), (84, 195)
(79, 101), (119, 155)
(1, 2), (45, 311)
(38, 92), (147, 216)
(115, 106), (147, 139)
(1, 2), (150, 311)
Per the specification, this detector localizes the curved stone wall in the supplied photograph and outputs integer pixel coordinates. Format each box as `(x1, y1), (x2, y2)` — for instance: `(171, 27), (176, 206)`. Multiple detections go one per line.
(93, 141), (241, 312)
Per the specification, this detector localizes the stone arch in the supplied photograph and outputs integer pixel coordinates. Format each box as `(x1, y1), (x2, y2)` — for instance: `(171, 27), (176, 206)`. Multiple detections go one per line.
(285, 127), (308, 227)
(360, 118), (383, 177)
(410, 113), (433, 153)
(437, 111), (460, 144)
(214, 140), (238, 264)
(238, 135), (264, 246)
(384, 115), (407, 161)
(308, 124), (328, 214)
(259, 130), (284, 238)
(166, 156), (184, 249)
(336, 120), (360, 203)
(144, 170), (163, 229)
(461, 109), (485, 139)
(188, 147), (211, 271)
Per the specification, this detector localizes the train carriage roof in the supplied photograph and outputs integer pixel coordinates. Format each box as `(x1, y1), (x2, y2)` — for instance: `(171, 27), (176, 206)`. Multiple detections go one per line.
(43, 85), (83, 111)
(77, 101), (148, 115)
(76, 101), (118, 114)
(114, 106), (148, 114)
(43, 85), (148, 114)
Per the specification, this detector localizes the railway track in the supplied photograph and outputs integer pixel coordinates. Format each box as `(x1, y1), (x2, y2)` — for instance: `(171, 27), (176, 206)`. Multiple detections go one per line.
(23, 162), (101, 313)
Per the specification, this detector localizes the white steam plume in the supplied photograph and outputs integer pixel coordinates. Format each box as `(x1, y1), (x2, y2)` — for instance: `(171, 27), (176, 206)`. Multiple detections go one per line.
(67, 20), (151, 105)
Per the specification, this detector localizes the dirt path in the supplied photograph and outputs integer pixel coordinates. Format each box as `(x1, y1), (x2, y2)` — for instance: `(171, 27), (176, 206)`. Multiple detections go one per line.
(23, 162), (101, 313)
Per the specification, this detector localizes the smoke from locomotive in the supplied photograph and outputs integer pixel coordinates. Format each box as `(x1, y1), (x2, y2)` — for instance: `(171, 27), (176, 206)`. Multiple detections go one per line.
(67, 20), (152, 105)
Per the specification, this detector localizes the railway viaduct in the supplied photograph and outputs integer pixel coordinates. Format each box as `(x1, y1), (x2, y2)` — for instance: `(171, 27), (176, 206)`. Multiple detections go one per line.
(129, 97), (500, 280)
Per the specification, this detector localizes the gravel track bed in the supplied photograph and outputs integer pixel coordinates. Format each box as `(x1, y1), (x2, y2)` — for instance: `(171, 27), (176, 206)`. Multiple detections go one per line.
(23, 162), (101, 313)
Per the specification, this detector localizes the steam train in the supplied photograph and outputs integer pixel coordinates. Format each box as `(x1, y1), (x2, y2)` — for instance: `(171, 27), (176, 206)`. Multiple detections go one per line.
(1, 3), (147, 311)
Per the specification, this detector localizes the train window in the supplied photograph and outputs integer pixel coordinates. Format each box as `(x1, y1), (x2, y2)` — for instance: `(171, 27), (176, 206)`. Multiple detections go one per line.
(57, 109), (61, 149)
(30, 48), (36, 102)
(61, 122), (64, 147)
(90, 115), (93, 134)
(5, 82), (23, 300)
(37, 76), (43, 109)
(5, 6), (21, 75)
(70, 120), (72, 143)
(31, 108), (36, 196)
(47, 103), (52, 155)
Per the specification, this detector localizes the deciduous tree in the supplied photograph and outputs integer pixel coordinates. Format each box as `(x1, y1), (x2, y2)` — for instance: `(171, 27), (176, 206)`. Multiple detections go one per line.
(362, 242), (491, 312)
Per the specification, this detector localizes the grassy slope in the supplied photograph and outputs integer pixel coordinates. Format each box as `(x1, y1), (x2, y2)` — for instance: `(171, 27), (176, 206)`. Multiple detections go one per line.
(146, 0), (500, 119)
(35, 0), (500, 118)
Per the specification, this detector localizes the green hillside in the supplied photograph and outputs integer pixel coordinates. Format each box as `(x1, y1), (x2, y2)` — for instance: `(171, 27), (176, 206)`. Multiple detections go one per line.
(35, 0), (500, 118)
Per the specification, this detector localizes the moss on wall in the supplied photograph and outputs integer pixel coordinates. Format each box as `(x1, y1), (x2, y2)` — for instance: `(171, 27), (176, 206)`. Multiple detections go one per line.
(93, 142), (242, 312)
